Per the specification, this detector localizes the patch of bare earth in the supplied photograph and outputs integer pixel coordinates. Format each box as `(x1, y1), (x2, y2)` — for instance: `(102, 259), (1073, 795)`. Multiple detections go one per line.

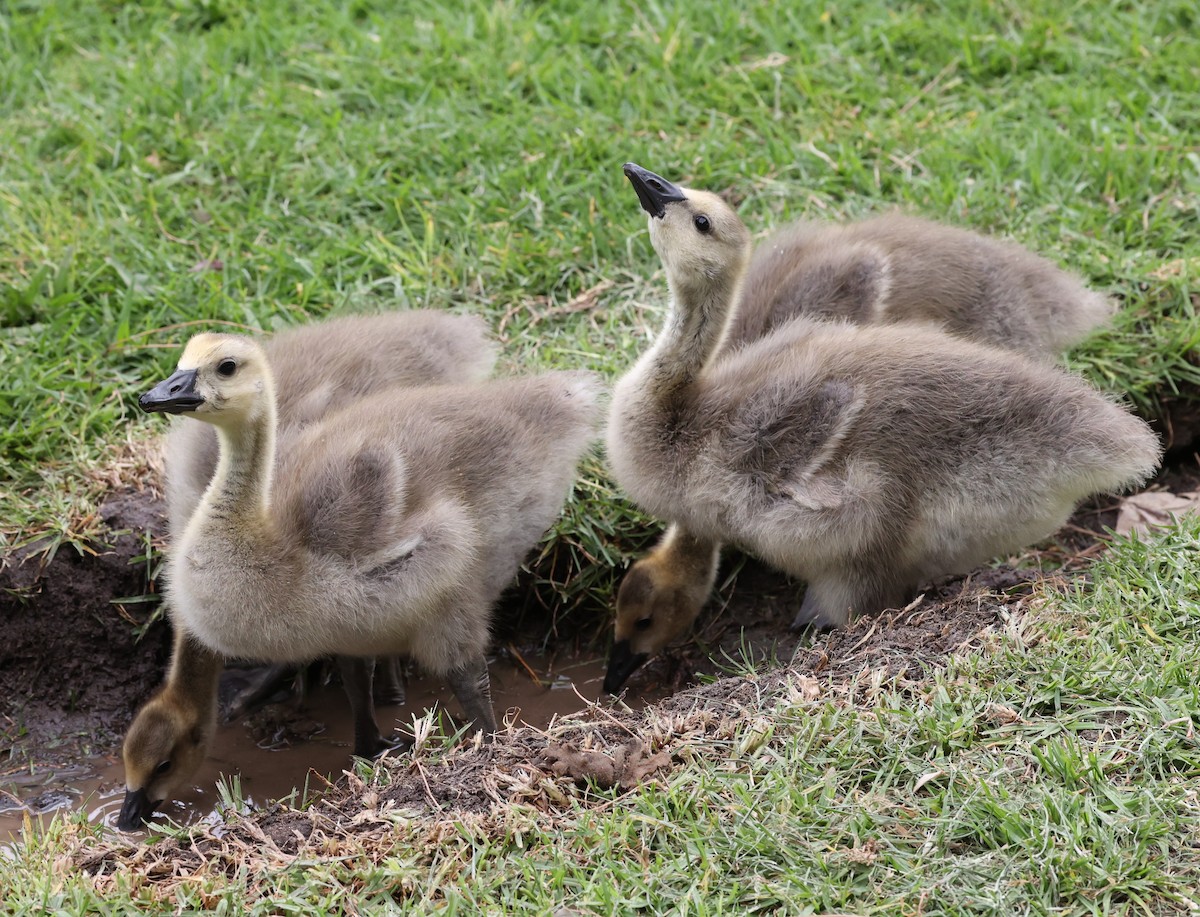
(7, 439), (1199, 887)
(62, 529), (1104, 886)
(0, 491), (171, 769)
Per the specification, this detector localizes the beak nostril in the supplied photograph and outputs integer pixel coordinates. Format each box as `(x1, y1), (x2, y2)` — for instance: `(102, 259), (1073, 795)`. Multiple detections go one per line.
(141, 368), (201, 415)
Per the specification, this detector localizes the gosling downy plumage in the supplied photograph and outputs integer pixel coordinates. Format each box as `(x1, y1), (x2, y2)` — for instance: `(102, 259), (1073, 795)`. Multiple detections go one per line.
(728, 213), (1113, 362)
(604, 163), (1159, 692)
(121, 311), (494, 829)
(118, 628), (222, 831)
(606, 164), (1116, 691)
(165, 310), (497, 537)
(162, 310), (495, 710)
(140, 333), (601, 758)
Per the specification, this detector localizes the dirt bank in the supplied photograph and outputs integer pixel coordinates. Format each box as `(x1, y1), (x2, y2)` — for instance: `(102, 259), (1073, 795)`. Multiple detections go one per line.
(0, 491), (171, 770)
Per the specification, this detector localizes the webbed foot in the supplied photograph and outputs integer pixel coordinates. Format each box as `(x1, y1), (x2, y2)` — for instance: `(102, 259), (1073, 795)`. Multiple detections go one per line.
(446, 657), (497, 741)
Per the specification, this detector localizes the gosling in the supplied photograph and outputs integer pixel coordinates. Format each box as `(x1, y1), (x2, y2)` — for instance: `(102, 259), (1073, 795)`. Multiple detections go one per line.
(117, 629), (222, 831)
(161, 311), (497, 720)
(121, 311), (495, 829)
(140, 333), (600, 760)
(604, 162), (1159, 692)
(730, 213), (1113, 361)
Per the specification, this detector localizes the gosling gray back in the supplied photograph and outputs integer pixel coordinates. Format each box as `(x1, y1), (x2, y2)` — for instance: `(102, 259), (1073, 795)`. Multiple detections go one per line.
(277, 372), (602, 605)
(726, 214), (1112, 360)
(163, 311), (496, 536)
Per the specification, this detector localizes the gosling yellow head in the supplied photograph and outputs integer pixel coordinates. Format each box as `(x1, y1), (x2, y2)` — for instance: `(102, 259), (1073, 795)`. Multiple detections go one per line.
(117, 690), (212, 831)
(604, 529), (720, 695)
(622, 162), (751, 297)
(139, 334), (274, 427)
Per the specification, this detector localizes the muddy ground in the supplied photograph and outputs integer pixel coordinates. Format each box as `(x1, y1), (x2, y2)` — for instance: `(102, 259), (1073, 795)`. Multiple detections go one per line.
(0, 487), (1059, 781)
(0, 490), (171, 771)
(2, 440), (1198, 847)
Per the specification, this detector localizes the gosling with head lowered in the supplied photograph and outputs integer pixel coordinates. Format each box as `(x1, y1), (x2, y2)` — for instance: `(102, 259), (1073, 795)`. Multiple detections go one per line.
(604, 163), (1159, 692)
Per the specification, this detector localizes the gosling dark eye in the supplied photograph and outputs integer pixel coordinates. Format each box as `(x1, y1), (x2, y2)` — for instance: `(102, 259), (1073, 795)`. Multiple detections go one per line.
(635, 617), (653, 631)
(216, 359), (237, 377)
(154, 759), (173, 776)
(693, 214), (712, 234)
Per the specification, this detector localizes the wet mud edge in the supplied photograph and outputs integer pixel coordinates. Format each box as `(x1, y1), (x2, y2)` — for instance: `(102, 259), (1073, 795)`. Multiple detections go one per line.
(4, 455), (1199, 868)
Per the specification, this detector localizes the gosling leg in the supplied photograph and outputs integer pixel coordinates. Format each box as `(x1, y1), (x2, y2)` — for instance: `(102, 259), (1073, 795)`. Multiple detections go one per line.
(790, 587), (841, 633)
(791, 572), (912, 631)
(373, 656), (407, 705)
(337, 656), (390, 758)
(790, 577), (850, 632)
(445, 656), (497, 741)
(223, 662), (303, 722)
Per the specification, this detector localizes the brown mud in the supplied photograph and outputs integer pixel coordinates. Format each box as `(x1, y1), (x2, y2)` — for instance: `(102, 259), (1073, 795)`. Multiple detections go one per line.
(0, 649), (663, 842)
(1, 491), (170, 759)
(3, 449), (1199, 850)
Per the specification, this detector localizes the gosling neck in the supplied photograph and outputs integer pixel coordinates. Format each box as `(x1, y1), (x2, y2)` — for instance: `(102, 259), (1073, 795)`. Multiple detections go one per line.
(167, 629), (223, 704)
(202, 391), (277, 525)
(645, 263), (746, 394)
(660, 523), (721, 583)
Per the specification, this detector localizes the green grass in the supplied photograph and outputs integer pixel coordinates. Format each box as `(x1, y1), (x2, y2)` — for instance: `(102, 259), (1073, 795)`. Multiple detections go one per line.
(4, 517), (1198, 914)
(2, 0), (1199, 912)
(2, 0), (1198, 559)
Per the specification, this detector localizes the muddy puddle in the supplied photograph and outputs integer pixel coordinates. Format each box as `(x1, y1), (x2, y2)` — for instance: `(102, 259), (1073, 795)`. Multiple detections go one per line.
(1, 650), (668, 845)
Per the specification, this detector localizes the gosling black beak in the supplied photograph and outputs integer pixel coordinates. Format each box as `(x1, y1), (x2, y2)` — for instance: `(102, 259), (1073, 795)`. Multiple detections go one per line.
(623, 162), (687, 220)
(603, 639), (649, 695)
(116, 787), (159, 831)
(139, 368), (203, 415)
